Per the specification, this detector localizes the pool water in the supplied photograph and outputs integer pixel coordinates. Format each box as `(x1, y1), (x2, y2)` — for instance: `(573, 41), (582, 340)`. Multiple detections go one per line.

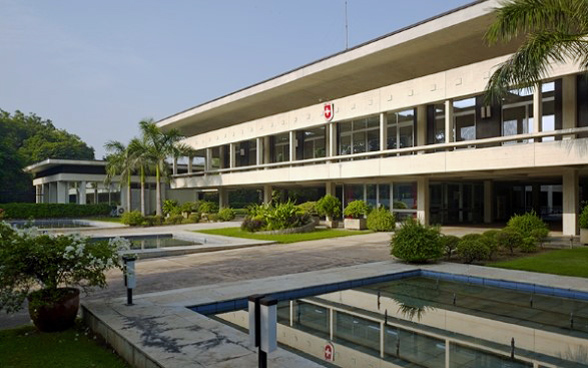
(211, 274), (588, 368)
(8, 219), (94, 229)
(92, 234), (198, 250)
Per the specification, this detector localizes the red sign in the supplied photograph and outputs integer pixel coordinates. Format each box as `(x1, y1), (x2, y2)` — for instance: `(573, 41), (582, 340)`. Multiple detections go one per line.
(324, 103), (334, 122)
(324, 342), (334, 362)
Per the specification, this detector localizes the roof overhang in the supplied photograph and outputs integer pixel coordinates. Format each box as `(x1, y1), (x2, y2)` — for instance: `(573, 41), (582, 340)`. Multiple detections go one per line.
(23, 159), (107, 174)
(157, 0), (519, 137)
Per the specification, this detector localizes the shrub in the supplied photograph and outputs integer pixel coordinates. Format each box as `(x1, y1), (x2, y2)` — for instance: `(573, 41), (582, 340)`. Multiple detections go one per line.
(366, 207), (395, 231)
(187, 212), (201, 223)
(162, 199), (179, 216)
(198, 201), (219, 214)
(496, 228), (523, 255)
(0, 203), (112, 219)
(142, 215), (164, 227)
(241, 216), (266, 232)
(457, 234), (490, 264)
(520, 236), (538, 253)
(298, 201), (318, 216)
(121, 211), (144, 226)
(390, 218), (443, 263)
(180, 201), (198, 214)
(316, 195), (341, 220)
(530, 227), (549, 246)
(218, 207), (236, 221)
(207, 213), (219, 222)
(344, 200), (369, 219)
(265, 200), (309, 230)
(580, 205), (588, 229)
(440, 235), (460, 260)
(165, 214), (184, 225)
(481, 230), (500, 259)
(506, 211), (548, 238)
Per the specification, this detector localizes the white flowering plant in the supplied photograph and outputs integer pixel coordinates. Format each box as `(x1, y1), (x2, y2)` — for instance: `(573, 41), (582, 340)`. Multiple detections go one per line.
(0, 222), (131, 313)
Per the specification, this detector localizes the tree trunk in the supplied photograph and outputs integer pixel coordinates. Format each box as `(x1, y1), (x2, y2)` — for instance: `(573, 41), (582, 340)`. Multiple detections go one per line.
(155, 163), (162, 216)
(140, 166), (146, 216)
(126, 174), (132, 212)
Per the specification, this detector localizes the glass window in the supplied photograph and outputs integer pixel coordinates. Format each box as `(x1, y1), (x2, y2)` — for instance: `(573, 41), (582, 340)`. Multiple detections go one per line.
(502, 87), (533, 143)
(454, 98), (476, 141)
(337, 115), (380, 155)
(434, 104), (445, 143)
(378, 184), (390, 209)
(366, 184), (377, 208)
(387, 109), (415, 149)
(272, 133), (289, 163)
(344, 184), (364, 207)
(301, 127), (326, 159)
(335, 312), (380, 355)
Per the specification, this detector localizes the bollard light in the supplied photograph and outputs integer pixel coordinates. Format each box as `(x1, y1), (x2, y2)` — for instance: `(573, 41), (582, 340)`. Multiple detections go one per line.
(122, 255), (137, 306)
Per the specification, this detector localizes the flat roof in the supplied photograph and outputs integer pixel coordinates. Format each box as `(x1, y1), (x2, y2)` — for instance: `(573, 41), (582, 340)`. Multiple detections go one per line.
(157, 0), (518, 137)
(24, 159), (107, 174)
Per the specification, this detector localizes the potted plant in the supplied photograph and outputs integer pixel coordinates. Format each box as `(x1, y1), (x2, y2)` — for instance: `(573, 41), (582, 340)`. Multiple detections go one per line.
(316, 195), (341, 228)
(344, 200), (369, 230)
(0, 223), (130, 332)
(580, 205), (588, 245)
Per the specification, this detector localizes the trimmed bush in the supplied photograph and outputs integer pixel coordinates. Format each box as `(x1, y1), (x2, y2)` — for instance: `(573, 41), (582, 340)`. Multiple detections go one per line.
(457, 234), (490, 264)
(207, 213), (219, 222)
(142, 215), (164, 227)
(496, 228), (523, 255)
(187, 212), (201, 223)
(265, 200), (310, 230)
(366, 207), (396, 232)
(165, 214), (184, 225)
(390, 218), (443, 263)
(297, 201), (318, 216)
(217, 207), (236, 221)
(198, 201), (219, 214)
(520, 236), (538, 253)
(507, 211), (548, 238)
(316, 195), (341, 220)
(0, 203), (111, 219)
(344, 200), (369, 219)
(440, 235), (460, 260)
(121, 211), (144, 226)
(580, 205), (588, 229)
(481, 230), (500, 259)
(241, 216), (266, 232)
(530, 227), (549, 246)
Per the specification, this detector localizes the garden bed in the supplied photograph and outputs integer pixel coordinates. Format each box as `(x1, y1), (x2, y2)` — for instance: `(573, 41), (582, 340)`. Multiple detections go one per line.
(195, 227), (370, 244)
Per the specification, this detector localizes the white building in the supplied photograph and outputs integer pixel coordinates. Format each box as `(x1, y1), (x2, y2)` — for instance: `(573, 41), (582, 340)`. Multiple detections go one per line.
(157, 0), (587, 235)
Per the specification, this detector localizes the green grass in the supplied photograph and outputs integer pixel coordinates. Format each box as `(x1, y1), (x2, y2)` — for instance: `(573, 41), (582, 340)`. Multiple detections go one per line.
(488, 248), (588, 278)
(195, 227), (371, 243)
(88, 217), (123, 223)
(0, 324), (129, 368)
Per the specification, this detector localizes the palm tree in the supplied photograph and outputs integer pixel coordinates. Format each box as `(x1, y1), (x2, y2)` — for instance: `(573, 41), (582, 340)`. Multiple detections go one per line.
(139, 119), (185, 216)
(127, 137), (152, 216)
(104, 140), (133, 212)
(485, 0), (588, 102)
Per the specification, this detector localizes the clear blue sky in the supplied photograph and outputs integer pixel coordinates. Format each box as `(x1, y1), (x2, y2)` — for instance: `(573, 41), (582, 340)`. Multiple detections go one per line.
(1, 0), (472, 158)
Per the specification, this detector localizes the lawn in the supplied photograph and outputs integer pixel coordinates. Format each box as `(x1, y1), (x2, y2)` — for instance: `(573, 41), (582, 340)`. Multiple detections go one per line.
(0, 324), (129, 368)
(195, 227), (371, 243)
(488, 247), (588, 278)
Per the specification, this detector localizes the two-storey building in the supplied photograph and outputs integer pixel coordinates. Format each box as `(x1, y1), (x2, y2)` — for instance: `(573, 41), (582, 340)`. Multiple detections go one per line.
(157, 0), (588, 235)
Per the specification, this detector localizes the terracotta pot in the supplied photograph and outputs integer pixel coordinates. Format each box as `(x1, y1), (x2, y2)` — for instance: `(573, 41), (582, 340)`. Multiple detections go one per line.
(28, 287), (80, 332)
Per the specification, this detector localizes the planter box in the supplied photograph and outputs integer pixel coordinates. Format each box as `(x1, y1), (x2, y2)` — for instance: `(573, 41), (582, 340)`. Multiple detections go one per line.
(323, 220), (339, 229)
(344, 218), (366, 230)
(581, 228), (588, 245)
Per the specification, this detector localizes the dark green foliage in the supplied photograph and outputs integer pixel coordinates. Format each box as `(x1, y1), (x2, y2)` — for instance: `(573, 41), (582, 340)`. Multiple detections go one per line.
(366, 207), (395, 232)
(344, 200), (369, 219)
(265, 200), (310, 230)
(121, 211), (144, 226)
(520, 236), (538, 253)
(142, 215), (164, 227)
(1, 203), (111, 219)
(241, 216), (266, 232)
(207, 213), (219, 222)
(165, 214), (184, 225)
(496, 228), (524, 255)
(506, 210), (548, 238)
(0, 110), (95, 203)
(228, 188), (261, 209)
(180, 201), (196, 214)
(316, 195), (341, 219)
(482, 230), (500, 259)
(217, 207), (236, 221)
(580, 205), (588, 229)
(198, 201), (219, 214)
(187, 212), (201, 223)
(440, 235), (460, 260)
(530, 227), (549, 246)
(297, 201), (318, 216)
(457, 234), (490, 264)
(390, 218), (443, 263)
(162, 199), (179, 216)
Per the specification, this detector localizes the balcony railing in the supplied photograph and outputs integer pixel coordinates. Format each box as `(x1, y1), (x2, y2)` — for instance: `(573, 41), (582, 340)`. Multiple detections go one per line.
(173, 127), (588, 178)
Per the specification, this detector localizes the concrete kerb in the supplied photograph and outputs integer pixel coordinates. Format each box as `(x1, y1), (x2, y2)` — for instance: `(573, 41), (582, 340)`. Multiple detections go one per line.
(81, 260), (588, 368)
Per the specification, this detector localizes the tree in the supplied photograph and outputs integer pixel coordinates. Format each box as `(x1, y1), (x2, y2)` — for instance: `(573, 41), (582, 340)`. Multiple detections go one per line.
(128, 137), (152, 216)
(104, 141), (133, 211)
(485, 0), (588, 101)
(138, 119), (186, 216)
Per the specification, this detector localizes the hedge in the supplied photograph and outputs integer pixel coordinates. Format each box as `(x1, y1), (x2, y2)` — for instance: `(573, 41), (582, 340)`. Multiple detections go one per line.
(0, 203), (112, 219)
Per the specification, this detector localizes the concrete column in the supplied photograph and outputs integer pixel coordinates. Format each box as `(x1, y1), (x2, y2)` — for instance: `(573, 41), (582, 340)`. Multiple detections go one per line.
(172, 157), (178, 175)
(416, 177), (430, 225)
(57, 181), (68, 204)
(187, 156), (193, 174)
(562, 75), (577, 139)
(379, 113), (387, 151)
(219, 188), (229, 209)
(484, 180), (493, 224)
(94, 183), (99, 204)
(35, 185), (41, 203)
(563, 170), (579, 236)
(417, 105), (427, 148)
(229, 143), (236, 168)
(533, 82), (543, 138)
(289, 131), (296, 162)
(328, 123), (337, 157)
(326, 182), (336, 196)
(444, 99), (453, 144)
(205, 149), (212, 172)
(256, 137), (263, 166)
(79, 180), (87, 205)
(263, 184), (272, 204)
(263, 137), (271, 164)
(219, 145), (226, 169)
